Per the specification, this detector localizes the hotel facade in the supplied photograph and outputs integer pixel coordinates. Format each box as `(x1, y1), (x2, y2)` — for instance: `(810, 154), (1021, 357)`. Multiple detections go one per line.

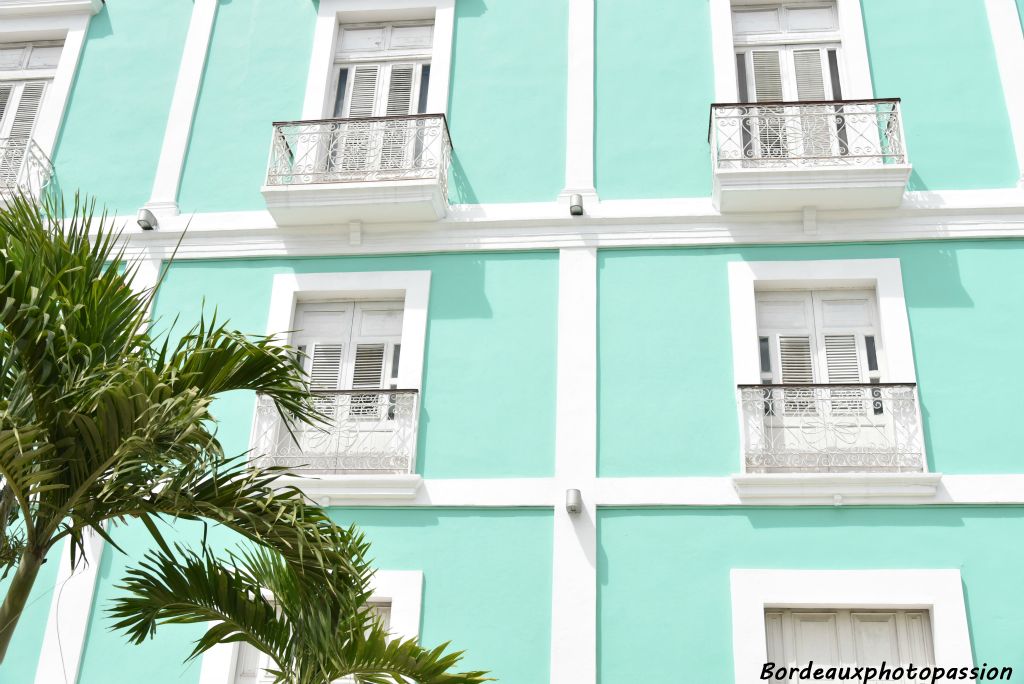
(2, 0), (1024, 681)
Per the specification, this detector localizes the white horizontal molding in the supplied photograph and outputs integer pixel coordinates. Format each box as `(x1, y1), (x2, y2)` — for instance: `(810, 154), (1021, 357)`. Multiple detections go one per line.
(731, 472), (943, 506)
(262, 179), (448, 226)
(0, 0), (101, 17)
(111, 188), (1024, 260)
(714, 165), (912, 213)
(276, 474), (424, 505)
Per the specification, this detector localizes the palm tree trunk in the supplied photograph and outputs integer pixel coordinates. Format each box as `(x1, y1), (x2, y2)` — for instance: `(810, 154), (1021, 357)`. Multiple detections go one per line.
(0, 548), (45, 663)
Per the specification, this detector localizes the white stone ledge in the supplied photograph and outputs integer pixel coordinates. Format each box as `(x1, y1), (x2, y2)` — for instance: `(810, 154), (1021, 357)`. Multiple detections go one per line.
(731, 472), (943, 506)
(276, 474), (424, 505)
(0, 0), (101, 16)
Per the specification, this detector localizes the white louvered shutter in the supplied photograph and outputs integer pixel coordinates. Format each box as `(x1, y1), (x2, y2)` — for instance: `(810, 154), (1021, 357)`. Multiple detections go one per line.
(792, 48), (833, 159)
(750, 50), (786, 159)
(293, 303), (354, 423)
(347, 302), (403, 419)
(0, 81), (46, 186)
(381, 64), (416, 170)
(0, 84), (11, 128)
(337, 64), (380, 172)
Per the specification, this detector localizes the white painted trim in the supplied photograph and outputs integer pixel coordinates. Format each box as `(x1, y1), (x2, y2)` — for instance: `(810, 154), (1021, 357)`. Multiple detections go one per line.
(549, 247), (597, 684)
(0, 12), (91, 161)
(730, 569), (972, 684)
(277, 474), (423, 506)
(731, 472), (943, 505)
(198, 570), (423, 684)
(985, 0), (1024, 187)
(0, 0), (100, 18)
(727, 258), (916, 385)
(34, 530), (104, 684)
(302, 0), (455, 120)
(708, 0), (873, 102)
(264, 270), (430, 392)
(561, 0), (596, 203)
(145, 0), (218, 217)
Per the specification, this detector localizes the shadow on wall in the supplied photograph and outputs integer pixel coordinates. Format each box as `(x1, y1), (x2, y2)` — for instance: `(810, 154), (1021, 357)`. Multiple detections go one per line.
(445, 0), (487, 205)
(900, 246), (973, 309)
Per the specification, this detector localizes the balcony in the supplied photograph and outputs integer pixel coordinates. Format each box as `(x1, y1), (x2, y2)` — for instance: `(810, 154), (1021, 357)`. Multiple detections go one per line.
(0, 137), (53, 200)
(261, 114), (451, 226)
(738, 383), (924, 474)
(709, 99), (911, 212)
(734, 383), (938, 504)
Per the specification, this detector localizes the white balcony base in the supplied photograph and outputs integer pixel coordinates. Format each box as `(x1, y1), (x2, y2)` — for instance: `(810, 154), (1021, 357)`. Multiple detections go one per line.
(262, 178), (448, 226)
(273, 473), (423, 505)
(713, 164), (912, 213)
(732, 472), (942, 506)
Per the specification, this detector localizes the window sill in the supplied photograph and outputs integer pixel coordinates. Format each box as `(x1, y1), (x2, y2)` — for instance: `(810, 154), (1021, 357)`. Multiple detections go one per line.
(273, 473), (423, 505)
(731, 471), (942, 505)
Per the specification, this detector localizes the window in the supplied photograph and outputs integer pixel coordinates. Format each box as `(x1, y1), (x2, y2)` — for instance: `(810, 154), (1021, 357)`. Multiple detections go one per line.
(233, 601), (393, 683)
(755, 290), (882, 387)
(733, 3), (843, 103)
(765, 608), (934, 674)
(0, 41), (62, 185)
(329, 23), (432, 119)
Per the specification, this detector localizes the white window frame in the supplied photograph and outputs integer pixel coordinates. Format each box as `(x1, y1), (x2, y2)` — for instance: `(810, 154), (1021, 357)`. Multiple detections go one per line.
(198, 570), (424, 684)
(728, 259), (916, 388)
(730, 569), (973, 684)
(265, 270), (431, 393)
(710, 0), (873, 102)
(302, 0), (454, 121)
(0, 3), (99, 160)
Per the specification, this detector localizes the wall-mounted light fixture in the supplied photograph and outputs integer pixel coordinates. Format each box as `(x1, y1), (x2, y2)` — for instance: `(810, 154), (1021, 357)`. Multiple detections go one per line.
(136, 208), (158, 231)
(565, 488), (582, 514)
(569, 193), (584, 216)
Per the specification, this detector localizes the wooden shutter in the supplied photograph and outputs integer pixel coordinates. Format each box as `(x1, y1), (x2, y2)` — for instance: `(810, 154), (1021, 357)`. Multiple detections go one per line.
(793, 49), (826, 100)
(750, 50), (786, 159)
(767, 609), (934, 671)
(0, 84), (11, 128)
(751, 50), (784, 101)
(352, 344), (387, 390)
(310, 343), (345, 391)
(0, 82), (46, 185)
(385, 64), (415, 116)
(346, 64), (380, 117)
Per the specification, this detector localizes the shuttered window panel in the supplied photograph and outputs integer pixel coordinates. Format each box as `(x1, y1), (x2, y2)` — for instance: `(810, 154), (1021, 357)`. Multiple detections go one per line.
(309, 343), (344, 391)
(347, 65), (379, 117)
(0, 85), (11, 129)
(751, 50), (784, 101)
(9, 82), (45, 139)
(823, 334), (861, 384)
(793, 49), (827, 100)
(352, 343), (386, 389)
(778, 336), (814, 384)
(385, 64), (415, 116)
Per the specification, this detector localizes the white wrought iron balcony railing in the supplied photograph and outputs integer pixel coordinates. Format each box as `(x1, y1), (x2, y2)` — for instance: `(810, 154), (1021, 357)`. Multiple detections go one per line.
(738, 383), (924, 474)
(265, 114), (451, 195)
(0, 137), (53, 197)
(251, 389), (418, 475)
(709, 98), (905, 170)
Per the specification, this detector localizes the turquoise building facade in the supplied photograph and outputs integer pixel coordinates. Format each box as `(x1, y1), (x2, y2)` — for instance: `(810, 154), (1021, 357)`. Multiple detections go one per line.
(1, 0), (1024, 682)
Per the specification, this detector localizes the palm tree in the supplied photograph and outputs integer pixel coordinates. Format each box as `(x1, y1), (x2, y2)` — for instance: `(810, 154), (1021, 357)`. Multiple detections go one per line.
(0, 193), (486, 683)
(110, 542), (490, 684)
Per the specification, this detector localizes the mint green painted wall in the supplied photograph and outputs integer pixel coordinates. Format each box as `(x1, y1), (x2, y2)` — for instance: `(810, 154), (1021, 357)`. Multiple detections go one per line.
(594, 0), (714, 199)
(599, 507), (1024, 683)
(77, 521), (211, 684)
(0, 548), (60, 682)
(151, 252), (557, 478)
(52, 1), (192, 212)
(177, 0), (315, 213)
(861, 0), (1019, 190)
(598, 241), (1024, 476)
(330, 508), (553, 683)
(1017, 0), (1024, 31)
(73, 509), (551, 684)
(447, 0), (567, 203)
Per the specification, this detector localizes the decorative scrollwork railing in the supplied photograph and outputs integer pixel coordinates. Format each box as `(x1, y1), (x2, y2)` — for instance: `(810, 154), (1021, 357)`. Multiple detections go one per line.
(251, 389), (418, 475)
(710, 98), (905, 170)
(265, 114), (451, 197)
(739, 384), (924, 474)
(0, 137), (53, 197)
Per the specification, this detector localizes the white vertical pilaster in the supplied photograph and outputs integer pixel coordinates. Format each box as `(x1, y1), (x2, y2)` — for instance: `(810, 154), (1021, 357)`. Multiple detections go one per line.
(549, 247), (597, 684)
(709, 0), (738, 102)
(33, 530), (104, 684)
(31, 14), (90, 161)
(985, 0), (1024, 187)
(426, 0), (456, 115)
(145, 0), (219, 216)
(561, 0), (597, 205)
